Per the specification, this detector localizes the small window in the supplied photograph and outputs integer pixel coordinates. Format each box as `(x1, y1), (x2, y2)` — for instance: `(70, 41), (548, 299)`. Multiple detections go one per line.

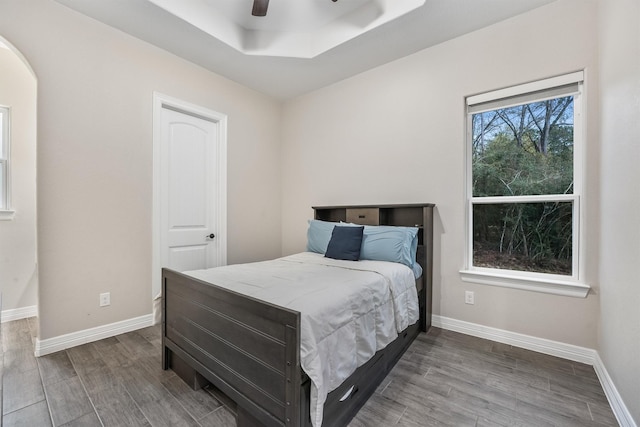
(462, 72), (589, 297)
(0, 106), (9, 211)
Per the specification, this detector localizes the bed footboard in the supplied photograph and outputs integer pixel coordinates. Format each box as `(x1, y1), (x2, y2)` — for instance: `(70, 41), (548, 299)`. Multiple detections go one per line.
(162, 268), (302, 427)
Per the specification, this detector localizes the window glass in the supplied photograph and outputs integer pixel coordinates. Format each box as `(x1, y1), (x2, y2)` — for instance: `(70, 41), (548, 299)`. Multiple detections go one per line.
(0, 109), (4, 154)
(466, 74), (582, 279)
(473, 202), (573, 275)
(472, 97), (574, 197)
(0, 161), (4, 209)
(0, 107), (7, 210)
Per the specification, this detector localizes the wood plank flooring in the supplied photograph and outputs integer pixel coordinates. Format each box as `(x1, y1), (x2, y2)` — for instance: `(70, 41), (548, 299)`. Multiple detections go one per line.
(1, 318), (619, 426)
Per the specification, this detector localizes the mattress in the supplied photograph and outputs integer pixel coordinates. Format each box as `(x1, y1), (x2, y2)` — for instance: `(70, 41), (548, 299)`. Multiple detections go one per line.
(184, 251), (419, 427)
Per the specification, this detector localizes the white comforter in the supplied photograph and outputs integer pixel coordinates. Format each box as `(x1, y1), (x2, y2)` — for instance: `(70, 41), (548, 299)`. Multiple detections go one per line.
(184, 252), (419, 427)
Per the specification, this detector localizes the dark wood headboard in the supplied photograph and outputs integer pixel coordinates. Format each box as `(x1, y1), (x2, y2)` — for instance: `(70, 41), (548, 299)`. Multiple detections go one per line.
(312, 203), (435, 331)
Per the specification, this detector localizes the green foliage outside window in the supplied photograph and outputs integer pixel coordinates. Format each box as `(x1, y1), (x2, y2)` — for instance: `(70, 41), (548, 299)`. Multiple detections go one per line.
(472, 97), (574, 275)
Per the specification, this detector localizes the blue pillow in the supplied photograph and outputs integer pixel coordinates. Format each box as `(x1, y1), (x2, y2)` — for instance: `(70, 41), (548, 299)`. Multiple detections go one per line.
(359, 225), (419, 271)
(325, 226), (364, 261)
(411, 260), (423, 279)
(306, 219), (338, 254)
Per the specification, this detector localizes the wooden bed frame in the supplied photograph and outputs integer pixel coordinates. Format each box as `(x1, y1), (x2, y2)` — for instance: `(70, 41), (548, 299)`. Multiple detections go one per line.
(162, 204), (435, 427)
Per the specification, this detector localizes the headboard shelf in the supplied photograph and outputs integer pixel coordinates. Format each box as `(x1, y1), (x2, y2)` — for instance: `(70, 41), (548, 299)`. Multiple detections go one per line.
(312, 203), (435, 331)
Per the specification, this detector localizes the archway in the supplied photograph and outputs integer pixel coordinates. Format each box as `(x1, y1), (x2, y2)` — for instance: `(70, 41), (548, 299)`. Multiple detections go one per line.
(0, 37), (38, 327)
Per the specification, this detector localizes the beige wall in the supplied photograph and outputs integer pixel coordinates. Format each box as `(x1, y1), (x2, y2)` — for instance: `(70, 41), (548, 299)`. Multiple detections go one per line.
(0, 0), (282, 339)
(597, 0), (640, 423)
(282, 0), (601, 349)
(0, 46), (37, 314)
(0, 0), (637, 421)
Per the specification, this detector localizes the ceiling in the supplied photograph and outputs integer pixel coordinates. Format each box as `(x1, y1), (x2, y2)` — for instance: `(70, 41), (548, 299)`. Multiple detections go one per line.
(138, 0), (426, 58)
(55, 0), (555, 100)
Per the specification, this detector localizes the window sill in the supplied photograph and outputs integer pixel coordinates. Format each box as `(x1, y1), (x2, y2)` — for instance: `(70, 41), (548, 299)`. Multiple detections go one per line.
(0, 210), (15, 221)
(459, 269), (590, 298)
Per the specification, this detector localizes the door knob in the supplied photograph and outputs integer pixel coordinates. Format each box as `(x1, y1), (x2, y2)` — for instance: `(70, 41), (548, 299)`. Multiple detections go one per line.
(206, 233), (215, 239)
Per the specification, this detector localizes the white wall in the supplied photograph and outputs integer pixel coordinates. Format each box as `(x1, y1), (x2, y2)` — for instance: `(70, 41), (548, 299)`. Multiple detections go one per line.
(0, 0), (282, 340)
(282, 0), (601, 349)
(597, 0), (640, 423)
(0, 45), (37, 317)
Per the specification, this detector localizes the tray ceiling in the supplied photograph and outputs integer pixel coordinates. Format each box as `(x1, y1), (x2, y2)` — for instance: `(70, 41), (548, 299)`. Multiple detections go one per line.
(55, 0), (555, 99)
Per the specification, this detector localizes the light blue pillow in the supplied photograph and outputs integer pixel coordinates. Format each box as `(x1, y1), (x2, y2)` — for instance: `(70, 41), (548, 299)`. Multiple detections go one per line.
(306, 219), (338, 254)
(411, 260), (423, 280)
(359, 225), (419, 271)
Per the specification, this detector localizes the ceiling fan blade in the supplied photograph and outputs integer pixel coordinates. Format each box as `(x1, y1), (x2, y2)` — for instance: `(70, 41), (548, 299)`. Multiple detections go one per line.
(252, 0), (269, 16)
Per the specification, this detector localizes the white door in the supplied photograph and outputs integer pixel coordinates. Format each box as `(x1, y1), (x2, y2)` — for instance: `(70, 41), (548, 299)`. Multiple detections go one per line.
(153, 95), (227, 298)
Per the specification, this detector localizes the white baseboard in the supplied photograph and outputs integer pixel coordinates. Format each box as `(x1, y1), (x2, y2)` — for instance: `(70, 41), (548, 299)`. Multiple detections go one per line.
(593, 353), (638, 427)
(432, 315), (596, 363)
(432, 315), (637, 427)
(34, 314), (154, 357)
(1, 305), (37, 323)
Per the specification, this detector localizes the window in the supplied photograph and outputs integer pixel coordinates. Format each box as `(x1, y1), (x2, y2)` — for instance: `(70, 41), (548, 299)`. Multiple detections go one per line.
(461, 72), (589, 297)
(0, 106), (11, 217)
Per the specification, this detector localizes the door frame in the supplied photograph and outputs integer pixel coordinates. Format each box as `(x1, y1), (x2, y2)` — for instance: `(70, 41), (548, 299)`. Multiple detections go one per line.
(152, 92), (227, 299)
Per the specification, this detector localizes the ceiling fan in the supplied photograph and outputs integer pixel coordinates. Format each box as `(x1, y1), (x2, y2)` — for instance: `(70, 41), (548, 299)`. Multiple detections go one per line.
(251, 0), (269, 16)
(252, 0), (338, 17)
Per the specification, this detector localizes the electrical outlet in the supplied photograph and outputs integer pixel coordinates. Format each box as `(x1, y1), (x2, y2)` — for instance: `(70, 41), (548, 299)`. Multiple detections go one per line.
(465, 290), (475, 305)
(99, 292), (111, 307)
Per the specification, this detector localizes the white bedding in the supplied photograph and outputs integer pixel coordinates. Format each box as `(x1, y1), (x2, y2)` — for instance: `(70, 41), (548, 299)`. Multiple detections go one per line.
(184, 252), (419, 427)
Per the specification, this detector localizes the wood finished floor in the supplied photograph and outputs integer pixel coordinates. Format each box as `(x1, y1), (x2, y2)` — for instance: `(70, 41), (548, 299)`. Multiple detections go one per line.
(0, 318), (619, 427)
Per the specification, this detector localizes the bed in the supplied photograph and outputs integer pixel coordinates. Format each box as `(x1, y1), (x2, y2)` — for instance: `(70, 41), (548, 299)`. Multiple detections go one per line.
(162, 203), (435, 427)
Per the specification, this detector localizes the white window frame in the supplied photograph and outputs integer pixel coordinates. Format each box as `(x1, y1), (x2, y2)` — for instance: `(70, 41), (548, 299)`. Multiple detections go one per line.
(0, 105), (13, 220)
(460, 72), (590, 298)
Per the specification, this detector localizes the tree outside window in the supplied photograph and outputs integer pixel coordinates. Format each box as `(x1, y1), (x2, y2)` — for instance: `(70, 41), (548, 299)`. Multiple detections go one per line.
(466, 74), (583, 281)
